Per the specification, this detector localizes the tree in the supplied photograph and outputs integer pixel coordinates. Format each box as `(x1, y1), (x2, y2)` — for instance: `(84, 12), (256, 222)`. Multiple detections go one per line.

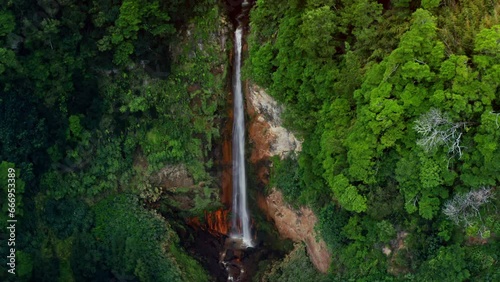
(414, 108), (465, 157)
(97, 0), (175, 65)
(92, 195), (183, 281)
(442, 187), (495, 238)
(376, 220), (396, 243)
(318, 203), (349, 250)
(330, 174), (367, 213)
(262, 243), (329, 282)
(418, 245), (471, 282)
(295, 6), (340, 58)
(270, 154), (303, 206)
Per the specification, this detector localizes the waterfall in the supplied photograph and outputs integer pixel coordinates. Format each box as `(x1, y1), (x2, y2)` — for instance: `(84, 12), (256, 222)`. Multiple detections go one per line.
(230, 26), (253, 248)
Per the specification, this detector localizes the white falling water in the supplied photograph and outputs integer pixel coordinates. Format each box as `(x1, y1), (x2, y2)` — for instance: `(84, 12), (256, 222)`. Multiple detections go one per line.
(231, 26), (253, 248)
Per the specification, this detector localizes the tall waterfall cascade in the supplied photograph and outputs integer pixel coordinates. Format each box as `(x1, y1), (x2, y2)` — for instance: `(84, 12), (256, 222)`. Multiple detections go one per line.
(230, 26), (253, 248)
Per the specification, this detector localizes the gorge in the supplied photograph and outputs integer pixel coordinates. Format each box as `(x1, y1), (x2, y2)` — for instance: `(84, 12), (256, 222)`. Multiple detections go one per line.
(162, 1), (333, 280)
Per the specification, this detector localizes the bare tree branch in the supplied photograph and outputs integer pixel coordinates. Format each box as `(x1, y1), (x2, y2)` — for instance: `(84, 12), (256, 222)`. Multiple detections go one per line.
(414, 108), (465, 158)
(443, 187), (495, 238)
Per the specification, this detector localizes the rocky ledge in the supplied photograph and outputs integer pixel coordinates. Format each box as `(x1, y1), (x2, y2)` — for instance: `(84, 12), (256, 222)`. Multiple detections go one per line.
(263, 189), (331, 273)
(246, 82), (331, 273)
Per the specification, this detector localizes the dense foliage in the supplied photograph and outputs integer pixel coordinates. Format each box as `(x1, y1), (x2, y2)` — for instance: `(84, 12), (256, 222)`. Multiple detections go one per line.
(249, 0), (499, 280)
(1, 0), (227, 281)
(259, 243), (330, 282)
(2, 0), (500, 281)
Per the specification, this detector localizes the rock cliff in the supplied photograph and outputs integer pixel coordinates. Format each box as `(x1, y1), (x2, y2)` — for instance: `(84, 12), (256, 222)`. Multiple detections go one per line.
(263, 189), (332, 273)
(246, 82), (331, 273)
(247, 83), (302, 162)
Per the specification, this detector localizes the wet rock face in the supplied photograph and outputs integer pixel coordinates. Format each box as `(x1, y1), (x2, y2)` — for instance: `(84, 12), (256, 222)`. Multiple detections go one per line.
(245, 83), (331, 273)
(265, 189), (331, 273)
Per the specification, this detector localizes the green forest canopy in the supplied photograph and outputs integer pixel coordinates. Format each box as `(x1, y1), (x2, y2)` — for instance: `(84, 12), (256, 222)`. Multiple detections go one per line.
(253, 0), (499, 280)
(1, 0), (223, 281)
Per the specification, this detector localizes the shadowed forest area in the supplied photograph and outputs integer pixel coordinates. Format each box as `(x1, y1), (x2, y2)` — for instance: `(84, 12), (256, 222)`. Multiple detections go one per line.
(1, 0), (227, 281)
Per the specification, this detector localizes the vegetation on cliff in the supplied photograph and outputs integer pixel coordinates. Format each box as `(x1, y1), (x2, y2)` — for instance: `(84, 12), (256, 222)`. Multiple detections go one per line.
(0, 0), (228, 281)
(250, 0), (500, 280)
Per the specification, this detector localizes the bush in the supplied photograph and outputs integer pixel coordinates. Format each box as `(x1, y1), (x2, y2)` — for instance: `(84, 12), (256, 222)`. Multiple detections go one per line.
(261, 243), (329, 282)
(317, 203), (349, 251)
(269, 154), (303, 206)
